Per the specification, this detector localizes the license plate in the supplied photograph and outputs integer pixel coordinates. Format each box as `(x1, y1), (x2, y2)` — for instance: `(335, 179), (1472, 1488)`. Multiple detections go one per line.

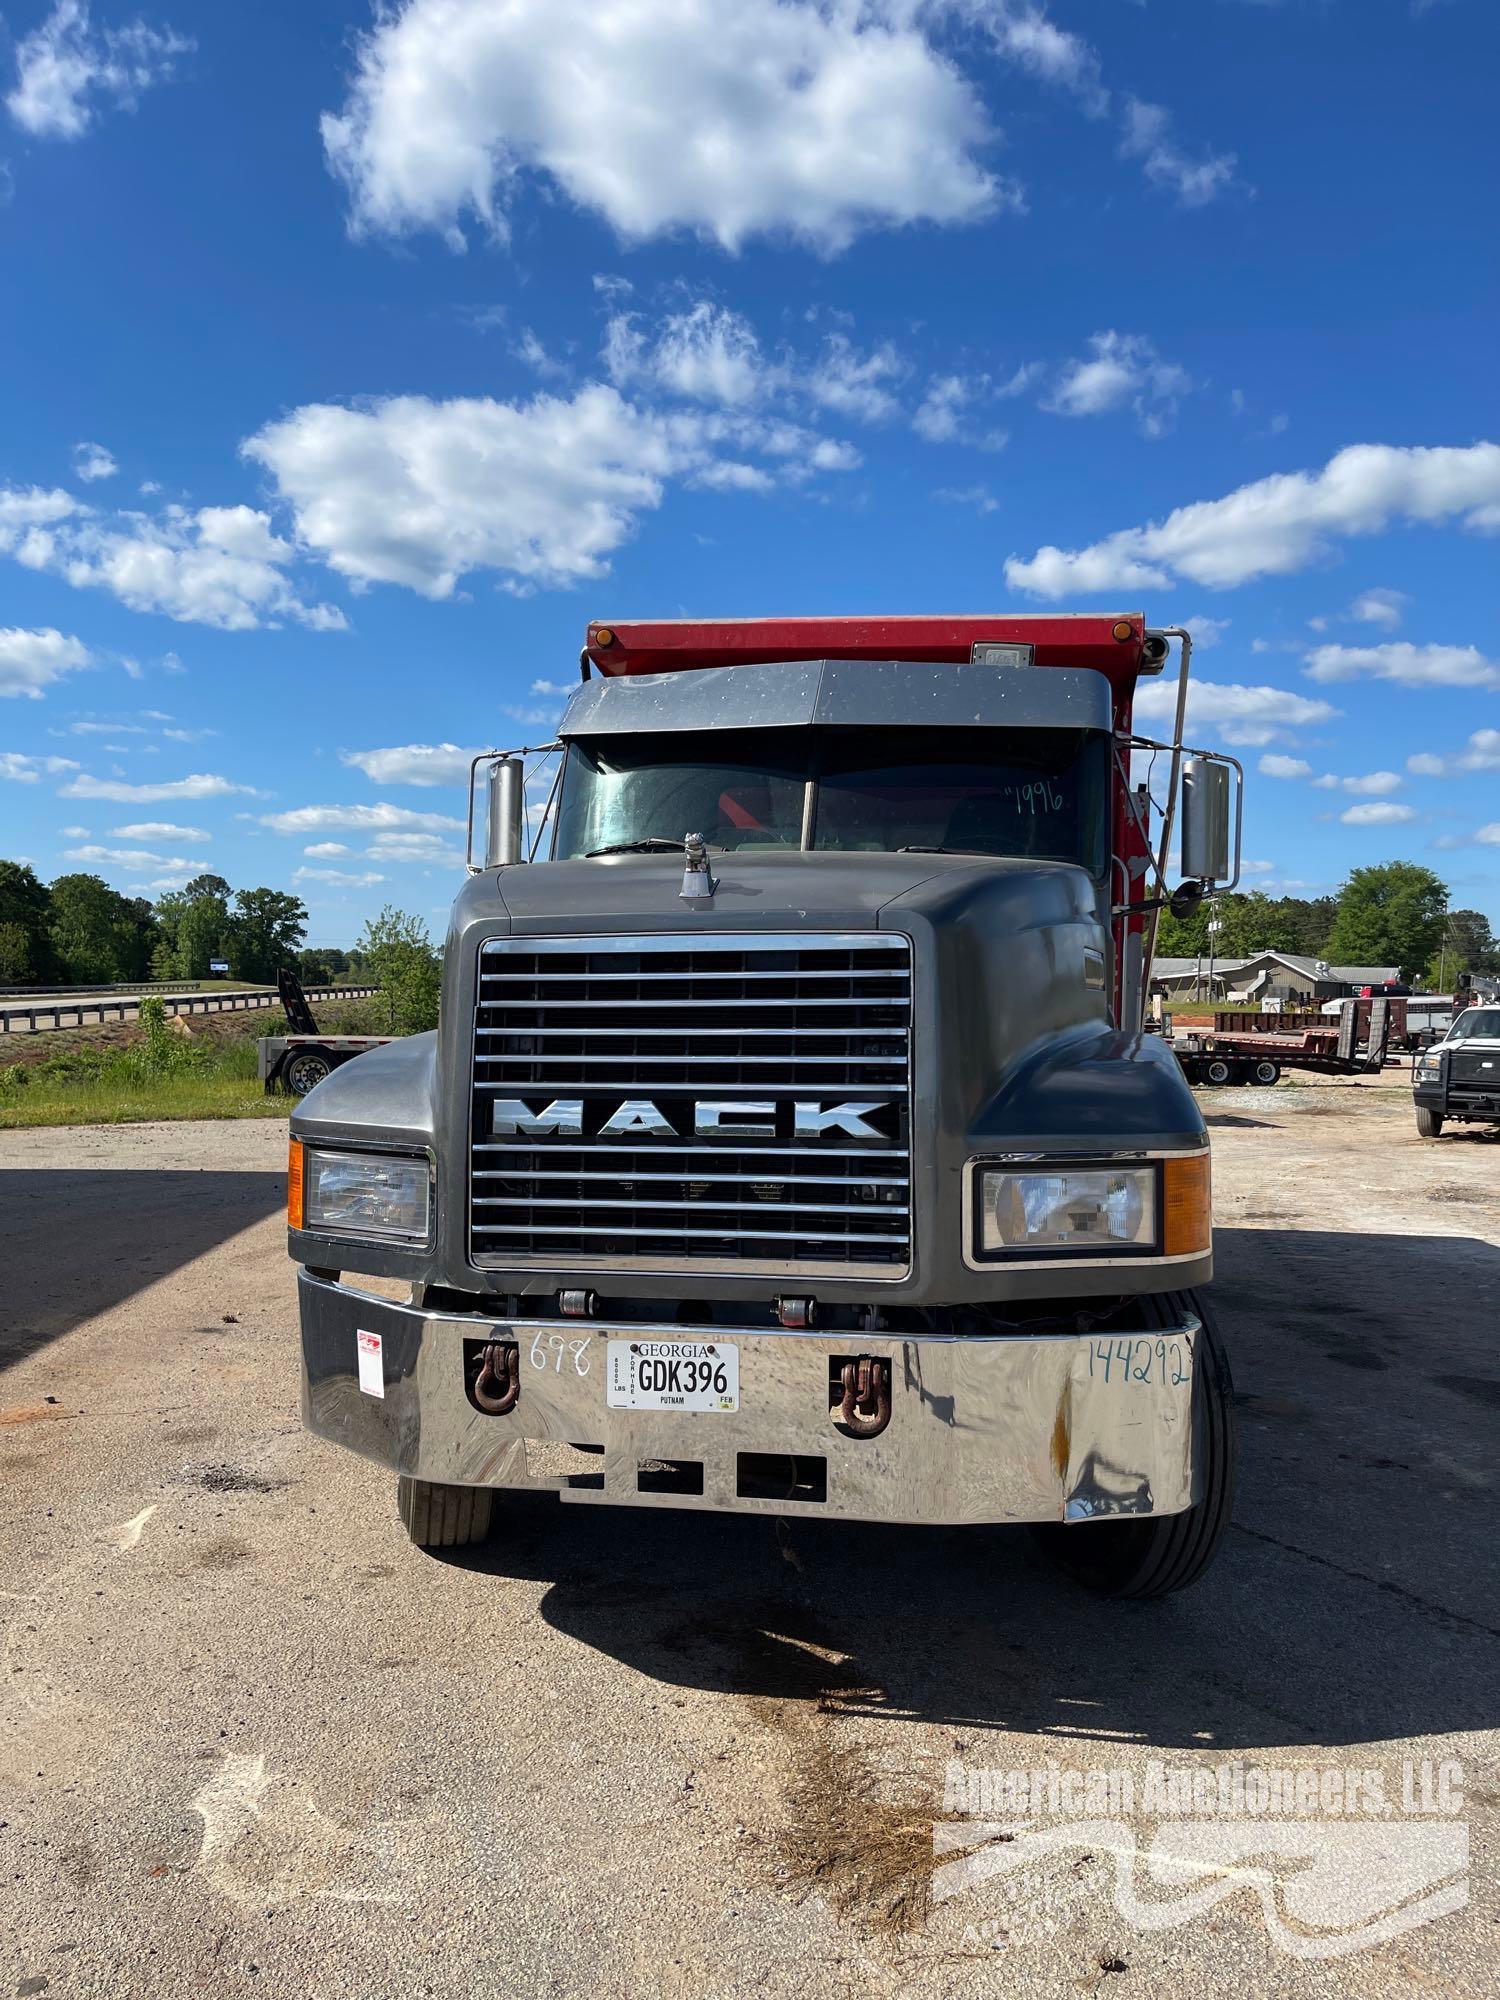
(606, 1339), (739, 1412)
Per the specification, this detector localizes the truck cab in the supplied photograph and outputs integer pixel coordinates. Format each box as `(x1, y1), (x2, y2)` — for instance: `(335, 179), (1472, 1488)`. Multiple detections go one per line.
(1413, 1004), (1500, 1137)
(287, 614), (1242, 1597)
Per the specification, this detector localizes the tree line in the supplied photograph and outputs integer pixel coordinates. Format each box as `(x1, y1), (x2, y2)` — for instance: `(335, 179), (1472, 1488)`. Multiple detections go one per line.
(1155, 863), (1499, 986)
(0, 861), (312, 986)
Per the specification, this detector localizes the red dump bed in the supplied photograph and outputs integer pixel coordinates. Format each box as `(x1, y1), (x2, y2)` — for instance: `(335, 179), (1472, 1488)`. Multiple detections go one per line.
(584, 614), (1148, 701)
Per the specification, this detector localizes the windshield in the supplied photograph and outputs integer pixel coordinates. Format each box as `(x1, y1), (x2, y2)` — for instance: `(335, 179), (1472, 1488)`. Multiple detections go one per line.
(1447, 1007), (1500, 1042)
(552, 726), (1109, 874)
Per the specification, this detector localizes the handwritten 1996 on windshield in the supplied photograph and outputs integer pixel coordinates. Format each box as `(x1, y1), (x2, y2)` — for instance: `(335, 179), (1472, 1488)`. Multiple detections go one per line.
(1004, 780), (1065, 815)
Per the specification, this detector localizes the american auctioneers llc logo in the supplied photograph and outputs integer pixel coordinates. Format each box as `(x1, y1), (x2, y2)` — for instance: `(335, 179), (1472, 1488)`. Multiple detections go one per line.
(933, 1758), (1468, 1960)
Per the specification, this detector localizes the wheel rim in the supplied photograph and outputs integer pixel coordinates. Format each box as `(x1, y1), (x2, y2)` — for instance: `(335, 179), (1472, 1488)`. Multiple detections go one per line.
(287, 1055), (330, 1095)
(1207, 1061), (1231, 1084)
(1255, 1062), (1277, 1085)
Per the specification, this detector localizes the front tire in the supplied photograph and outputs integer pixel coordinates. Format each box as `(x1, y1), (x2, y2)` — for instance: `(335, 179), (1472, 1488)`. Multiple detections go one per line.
(1415, 1104), (1444, 1139)
(397, 1476), (495, 1550)
(1032, 1291), (1235, 1598)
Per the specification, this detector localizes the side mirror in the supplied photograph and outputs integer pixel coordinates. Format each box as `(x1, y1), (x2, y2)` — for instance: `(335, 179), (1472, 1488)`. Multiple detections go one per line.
(1180, 756), (1238, 887)
(485, 756), (526, 867)
(1168, 881), (1205, 921)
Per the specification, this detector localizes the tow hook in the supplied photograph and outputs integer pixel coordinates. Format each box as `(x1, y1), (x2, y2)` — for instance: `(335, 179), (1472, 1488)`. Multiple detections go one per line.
(469, 1340), (520, 1415)
(833, 1356), (892, 1439)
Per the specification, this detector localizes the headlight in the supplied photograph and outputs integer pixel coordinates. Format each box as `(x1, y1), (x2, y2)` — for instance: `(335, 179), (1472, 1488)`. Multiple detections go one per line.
(972, 1154), (1209, 1261)
(292, 1143), (431, 1244)
(1414, 1054), (1442, 1076)
(979, 1166), (1156, 1256)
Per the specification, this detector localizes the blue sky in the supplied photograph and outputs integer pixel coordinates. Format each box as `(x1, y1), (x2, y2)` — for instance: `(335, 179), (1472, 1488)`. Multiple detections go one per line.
(1, 0), (1497, 945)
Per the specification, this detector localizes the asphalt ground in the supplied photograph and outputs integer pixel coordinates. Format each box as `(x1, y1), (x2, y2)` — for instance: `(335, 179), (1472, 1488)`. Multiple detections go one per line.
(1, 1090), (1496, 1998)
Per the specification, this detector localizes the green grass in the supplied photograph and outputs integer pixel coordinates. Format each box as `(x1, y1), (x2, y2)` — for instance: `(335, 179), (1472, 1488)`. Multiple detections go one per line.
(1, 993), (394, 1130)
(0, 1071), (287, 1128)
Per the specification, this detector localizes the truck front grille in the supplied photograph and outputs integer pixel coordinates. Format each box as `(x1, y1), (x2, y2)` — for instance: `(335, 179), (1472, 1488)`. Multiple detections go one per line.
(469, 933), (913, 1277)
(1451, 1050), (1499, 1090)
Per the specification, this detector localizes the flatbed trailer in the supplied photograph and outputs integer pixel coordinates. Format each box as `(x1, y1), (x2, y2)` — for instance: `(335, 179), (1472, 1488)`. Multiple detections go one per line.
(1172, 997), (1393, 1086)
(257, 969), (393, 1096)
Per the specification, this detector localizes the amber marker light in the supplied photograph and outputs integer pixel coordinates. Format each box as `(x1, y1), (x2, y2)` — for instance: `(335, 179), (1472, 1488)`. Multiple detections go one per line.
(1162, 1152), (1211, 1256)
(287, 1138), (305, 1230)
(591, 625), (616, 647)
(1111, 618), (1135, 642)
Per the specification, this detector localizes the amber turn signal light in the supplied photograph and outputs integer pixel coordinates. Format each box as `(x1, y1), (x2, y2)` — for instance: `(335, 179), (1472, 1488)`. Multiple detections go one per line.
(1162, 1152), (1211, 1257)
(287, 1138), (305, 1231)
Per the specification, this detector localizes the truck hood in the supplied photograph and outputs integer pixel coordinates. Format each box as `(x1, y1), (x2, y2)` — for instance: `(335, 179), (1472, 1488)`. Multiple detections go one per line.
(480, 847), (1100, 935)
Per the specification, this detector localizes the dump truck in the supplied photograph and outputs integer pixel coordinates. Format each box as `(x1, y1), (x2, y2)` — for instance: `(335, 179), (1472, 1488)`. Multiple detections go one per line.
(287, 614), (1244, 1597)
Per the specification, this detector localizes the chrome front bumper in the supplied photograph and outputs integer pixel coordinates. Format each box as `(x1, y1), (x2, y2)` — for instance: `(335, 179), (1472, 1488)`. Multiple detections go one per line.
(298, 1271), (1200, 1528)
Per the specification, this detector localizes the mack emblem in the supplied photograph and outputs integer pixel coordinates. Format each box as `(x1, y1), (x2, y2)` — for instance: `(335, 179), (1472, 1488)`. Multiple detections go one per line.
(488, 1097), (891, 1140)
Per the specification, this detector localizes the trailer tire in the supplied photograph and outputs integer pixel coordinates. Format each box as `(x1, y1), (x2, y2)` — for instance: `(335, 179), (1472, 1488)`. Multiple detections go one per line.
(1031, 1290), (1235, 1599)
(397, 1477), (495, 1550)
(1414, 1105), (1444, 1139)
(282, 1047), (334, 1097)
(1203, 1057), (1233, 1087)
(1252, 1059), (1281, 1086)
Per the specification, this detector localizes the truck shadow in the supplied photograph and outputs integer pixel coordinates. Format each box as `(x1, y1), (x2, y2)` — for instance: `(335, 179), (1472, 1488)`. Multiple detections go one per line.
(0, 1168), (286, 1370)
(457, 1223), (1499, 1753)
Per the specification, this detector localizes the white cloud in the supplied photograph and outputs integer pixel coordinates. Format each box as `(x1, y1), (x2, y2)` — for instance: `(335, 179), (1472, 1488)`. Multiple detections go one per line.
(63, 841), (199, 869)
(1258, 754), (1312, 780)
(1474, 824), (1500, 847)
(320, 0), (1010, 256)
(244, 385), (853, 598)
(1182, 614), (1230, 648)
(531, 678), (574, 697)
(1041, 331), (1191, 437)
(912, 375), (971, 444)
(0, 751), (80, 782)
(1310, 770), (1403, 795)
(320, 0), (1227, 249)
(804, 334), (905, 424)
(1134, 678), (1337, 748)
(606, 303), (906, 435)
(1339, 801), (1417, 827)
(303, 841), (350, 858)
(1119, 97), (1239, 208)
(934, 484), (999, 514)
(0, 484), (346, 632)
(261, 802), (465, 836)
(1407, 730), (1500, 778)
(6, 0), (189, 140)
(912, 372), (1010, 450)
(1349, 587), (1408, 630)
(340, 742), (480, 786)
(1005, 442), (1500, 597)
(1303, 641), (1500, 691)
(60, 770), (254, 802)
(606, 303), (765, 407)
(0, 625), (93, 698)
(110, 819), (208, 841)
(294, 866), (387, 887)
(72, 440), (117, 482)
(366, 831), (463, 864)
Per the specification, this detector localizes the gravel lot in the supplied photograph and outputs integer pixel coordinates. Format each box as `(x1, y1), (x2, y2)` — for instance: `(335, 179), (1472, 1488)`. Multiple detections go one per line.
(1, 1089), (1496, 1998)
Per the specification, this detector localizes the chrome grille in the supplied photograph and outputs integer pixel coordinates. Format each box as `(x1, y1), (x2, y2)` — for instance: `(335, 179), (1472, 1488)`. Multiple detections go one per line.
(469, 933), (912, 1276)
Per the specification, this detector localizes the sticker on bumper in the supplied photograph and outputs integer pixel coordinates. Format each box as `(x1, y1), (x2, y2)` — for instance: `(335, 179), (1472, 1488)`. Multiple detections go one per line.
(356, 1329), (384, 1399)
